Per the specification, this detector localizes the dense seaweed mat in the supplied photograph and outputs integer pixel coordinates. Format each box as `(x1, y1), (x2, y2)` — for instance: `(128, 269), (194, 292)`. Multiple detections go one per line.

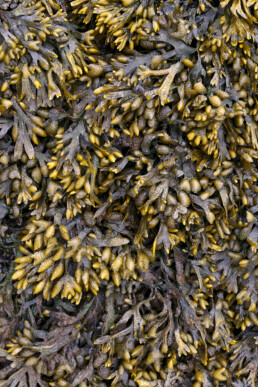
(0, 0), (257, 385)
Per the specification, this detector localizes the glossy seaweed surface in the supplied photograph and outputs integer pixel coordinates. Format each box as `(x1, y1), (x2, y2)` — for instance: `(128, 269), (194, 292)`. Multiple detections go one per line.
(0, 0), (257, 386)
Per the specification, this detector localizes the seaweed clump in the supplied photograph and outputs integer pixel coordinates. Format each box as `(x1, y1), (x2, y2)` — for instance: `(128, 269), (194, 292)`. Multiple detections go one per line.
(0, 0), (257, 386)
